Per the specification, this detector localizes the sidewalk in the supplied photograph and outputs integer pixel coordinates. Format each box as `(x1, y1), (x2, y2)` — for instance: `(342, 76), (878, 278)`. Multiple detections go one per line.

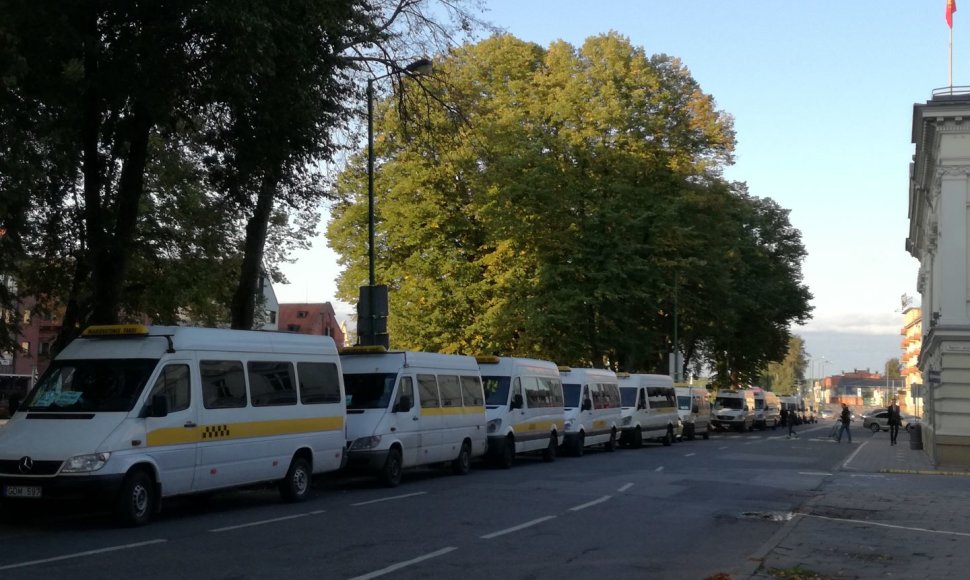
(742, 427), (970, 580)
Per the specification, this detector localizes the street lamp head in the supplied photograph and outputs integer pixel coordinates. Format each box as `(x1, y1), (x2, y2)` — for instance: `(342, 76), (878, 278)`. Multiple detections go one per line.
(403, 58), (433, 76)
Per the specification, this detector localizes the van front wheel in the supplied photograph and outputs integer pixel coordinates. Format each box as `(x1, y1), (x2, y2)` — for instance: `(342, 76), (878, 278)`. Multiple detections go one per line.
(542, 434), (557, 462)
(605, 428), (617, 452)
(632, 427), (643, 448)
(380, 448), (403, 487)
(279, 456), (312, 503)
(452, 441), (472, 475)
(573, 432), (585, 457)
(116, 469), (155, 527)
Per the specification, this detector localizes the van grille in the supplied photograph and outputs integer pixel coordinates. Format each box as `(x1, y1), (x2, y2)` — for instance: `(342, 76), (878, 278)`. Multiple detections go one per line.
(0, 459), (63, 476)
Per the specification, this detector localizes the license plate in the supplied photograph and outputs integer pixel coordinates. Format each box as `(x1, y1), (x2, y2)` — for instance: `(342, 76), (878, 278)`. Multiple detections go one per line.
(4, 485), (42, 498)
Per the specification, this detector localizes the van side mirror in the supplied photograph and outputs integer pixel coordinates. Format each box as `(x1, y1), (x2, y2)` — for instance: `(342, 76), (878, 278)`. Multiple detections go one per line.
(637, 400), (646, 410)
(581, 398), (592, 411)
(395, 395), (412, 412)
(511, 394), (524, 410)
(149, 394), (169, 418)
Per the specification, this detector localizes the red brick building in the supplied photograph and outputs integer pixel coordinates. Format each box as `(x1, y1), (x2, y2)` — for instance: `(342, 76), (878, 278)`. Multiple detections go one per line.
(278, 303), (345, 348)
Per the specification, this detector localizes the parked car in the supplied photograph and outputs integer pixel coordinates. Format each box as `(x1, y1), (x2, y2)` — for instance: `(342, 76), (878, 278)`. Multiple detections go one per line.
(862, 410), (920, 433)
(820, 408), (834, 420)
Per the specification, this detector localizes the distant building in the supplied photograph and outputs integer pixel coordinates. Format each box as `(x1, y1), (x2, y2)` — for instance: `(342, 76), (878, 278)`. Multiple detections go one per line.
(899, 306), (923, 416)
(825, 370), (897, 407)
(278, 303), (345, 349)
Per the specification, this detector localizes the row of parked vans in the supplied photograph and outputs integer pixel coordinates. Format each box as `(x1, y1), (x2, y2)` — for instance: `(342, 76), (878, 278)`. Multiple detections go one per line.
(710, 388), (800, 432)
(0, 325), (715, 526)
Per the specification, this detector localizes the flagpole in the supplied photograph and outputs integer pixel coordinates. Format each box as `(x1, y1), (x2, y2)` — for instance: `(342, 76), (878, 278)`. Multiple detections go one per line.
(950, 24), (954, 90)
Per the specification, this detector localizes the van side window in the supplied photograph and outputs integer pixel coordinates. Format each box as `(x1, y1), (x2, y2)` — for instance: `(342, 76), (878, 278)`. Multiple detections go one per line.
(248, 361), (296, 407)
(647, 387), (675, 408)
(417, 374), (440, 408)
(541, 378), (564, 407)
(601, 383), (620, 408)
(437, 375), (462, 407)
(147, 364), (190, 413)
(522, 376), (541, 408)
(201, 360), (247, 409)
(460, 375), (484, 406)
(297, 362), (342, 404)
(395, 377), (414, 410)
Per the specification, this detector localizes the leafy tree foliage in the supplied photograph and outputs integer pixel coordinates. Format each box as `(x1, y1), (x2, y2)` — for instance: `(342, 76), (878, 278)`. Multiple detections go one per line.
(885, 357), (901, 379)
(762, 335), (807, 395)
(328, 33), (812, 380)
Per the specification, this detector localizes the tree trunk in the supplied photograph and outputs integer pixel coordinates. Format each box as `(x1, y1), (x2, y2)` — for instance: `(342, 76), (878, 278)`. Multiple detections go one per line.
(230, 174), (277, 330)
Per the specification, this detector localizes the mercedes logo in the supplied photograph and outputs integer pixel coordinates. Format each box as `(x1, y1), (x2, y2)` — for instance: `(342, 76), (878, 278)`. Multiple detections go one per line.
(18, 456), (33, 474)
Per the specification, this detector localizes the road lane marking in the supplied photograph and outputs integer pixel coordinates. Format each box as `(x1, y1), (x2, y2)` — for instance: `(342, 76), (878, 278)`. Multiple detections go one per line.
(210, 512), (318, 532)
(348, 546), (458, 580)
(684, 453), (696, 457)
(798, 471), (832, 476)
(718, 446), (728, 450)
(802, 513), (970, 537)
(840, 440), (868, 470)
(655, 466), (664, 472)
(570, 495), (612, 512)
(352, 491), (427, 506)
(480, 515), (557, 539)
(0, 539), (167, 571)
(618, 483), (634, 492)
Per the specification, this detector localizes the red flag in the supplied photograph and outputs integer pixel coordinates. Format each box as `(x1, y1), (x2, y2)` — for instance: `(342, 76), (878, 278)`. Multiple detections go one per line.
(948, 0), (957, 28)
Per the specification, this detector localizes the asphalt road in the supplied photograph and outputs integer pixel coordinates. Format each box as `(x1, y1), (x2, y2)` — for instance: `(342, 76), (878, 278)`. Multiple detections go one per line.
(0, 422), (854, 579)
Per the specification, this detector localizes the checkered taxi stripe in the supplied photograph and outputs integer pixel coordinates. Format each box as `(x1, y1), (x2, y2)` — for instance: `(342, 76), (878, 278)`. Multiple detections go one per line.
(202, 424), (231, 439)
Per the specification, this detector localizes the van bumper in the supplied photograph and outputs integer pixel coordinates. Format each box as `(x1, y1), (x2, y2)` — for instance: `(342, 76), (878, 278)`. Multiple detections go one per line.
(0, 473), (126, 506)
(345, 449), (391, 472)
(485, 435), (510, 460)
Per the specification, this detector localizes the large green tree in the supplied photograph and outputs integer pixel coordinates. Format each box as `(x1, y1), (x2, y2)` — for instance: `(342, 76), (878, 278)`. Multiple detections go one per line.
(328, 33), (812, 378)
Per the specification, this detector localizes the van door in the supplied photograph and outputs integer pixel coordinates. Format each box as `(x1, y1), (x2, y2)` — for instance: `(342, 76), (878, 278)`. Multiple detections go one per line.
(391, 376), (420, 466)
(416, 374), (443, 464)
(144, 362), (198, 496)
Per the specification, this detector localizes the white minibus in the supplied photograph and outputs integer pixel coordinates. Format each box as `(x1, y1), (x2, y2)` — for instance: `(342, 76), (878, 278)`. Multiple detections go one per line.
(477, 356), (565, 467)
(617, 373), (680, 447)
(559, 367), (622, 456)
(0, 324), (347, 526)
(749, 388), (781, 430)
(712, 389), (756, 432)
(675, 385), (712, 440)
(341, 348), (487, 487)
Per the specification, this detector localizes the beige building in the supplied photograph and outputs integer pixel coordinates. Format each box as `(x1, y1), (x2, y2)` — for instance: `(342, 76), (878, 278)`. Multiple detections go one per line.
(907, 90), (970, 466)
(899, 305), (923, 417)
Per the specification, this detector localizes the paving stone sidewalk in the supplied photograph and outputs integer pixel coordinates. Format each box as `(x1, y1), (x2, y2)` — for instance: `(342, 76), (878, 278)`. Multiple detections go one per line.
(741, 430), (970, 580)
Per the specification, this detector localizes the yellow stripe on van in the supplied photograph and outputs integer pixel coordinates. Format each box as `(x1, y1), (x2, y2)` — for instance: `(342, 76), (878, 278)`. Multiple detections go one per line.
(146, 416), (345, 447)
(593, 419), (606, 430)
(513, 419), (565, 433)
(419, 406), (486, 417)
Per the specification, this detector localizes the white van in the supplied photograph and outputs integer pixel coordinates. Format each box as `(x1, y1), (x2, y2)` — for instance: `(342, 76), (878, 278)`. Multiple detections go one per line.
(559, 367), (622, 456)
(712, 389), (756, 432)
(675, 385), (712, 440)
(749, 388), (781, 430)
(340, 348), (487, 487)
(0, 324), (347, 526)
(477, 356), (565, 467)
(617, 373), (680, 447)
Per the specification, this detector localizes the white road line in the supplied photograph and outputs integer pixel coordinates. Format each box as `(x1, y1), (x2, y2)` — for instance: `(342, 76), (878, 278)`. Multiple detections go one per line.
(684, 453), (696, 457)
(798, 471), (833, 476)
(480, 515), (557, 539)
(618, 483), (634, 492)
(802, 513), (970, 537)
(0, 539), (167, 571)
(655, 466), (665, 472)
(348, 546), (458, 580)
(718, 446), (728, 450)
(840, 440), (868, 470)
(570, 495), (612, 512)
(351, 491), (427, 506)
(210, 512), (313, 532)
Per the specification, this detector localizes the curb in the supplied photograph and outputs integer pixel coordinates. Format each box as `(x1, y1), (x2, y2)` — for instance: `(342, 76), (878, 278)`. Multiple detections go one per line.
(880, 467), (970, 477)
(737, 495), (824, 579)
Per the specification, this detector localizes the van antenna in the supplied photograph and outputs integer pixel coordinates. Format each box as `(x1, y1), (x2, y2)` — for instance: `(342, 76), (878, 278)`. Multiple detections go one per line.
(403, 351), (409, 368)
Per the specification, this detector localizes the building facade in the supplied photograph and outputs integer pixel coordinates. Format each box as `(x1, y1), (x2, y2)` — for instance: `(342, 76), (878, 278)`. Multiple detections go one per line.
(899, 305), (923, 417)
(278, 303), (345, 349)
(908, 90), (970, 466)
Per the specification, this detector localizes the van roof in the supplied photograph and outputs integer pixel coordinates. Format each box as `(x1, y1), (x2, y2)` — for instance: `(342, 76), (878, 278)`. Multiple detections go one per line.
(559, 367), (617, 382)
(62, 325), (339, 359)
(340, 350), (479, 374)
(616, 373), (674, 388)
(474, 356), (560, 378)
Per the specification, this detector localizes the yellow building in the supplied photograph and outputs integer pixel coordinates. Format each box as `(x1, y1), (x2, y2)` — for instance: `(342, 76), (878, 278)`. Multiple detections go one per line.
(899, 305), (922, 417)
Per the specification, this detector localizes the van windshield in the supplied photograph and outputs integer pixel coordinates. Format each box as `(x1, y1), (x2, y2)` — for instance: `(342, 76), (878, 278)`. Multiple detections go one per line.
(482, 376), (510, 406)
(562, 383), (581, 408)
(677, 395), (692, 410)
(24, 358), (158, 413)
(620, 387), (638, 408)
(714, 397), (744, 410)
(343, 373), (397, 409)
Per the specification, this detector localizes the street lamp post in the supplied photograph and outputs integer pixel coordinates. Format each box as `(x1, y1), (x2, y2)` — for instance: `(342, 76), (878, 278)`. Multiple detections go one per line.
(360, 58), (433, 347)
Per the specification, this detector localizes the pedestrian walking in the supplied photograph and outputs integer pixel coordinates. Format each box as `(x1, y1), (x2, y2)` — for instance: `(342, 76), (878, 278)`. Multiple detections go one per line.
(781, 406), (797, 438)
(836, 403), (852, 443)
(888, 397), (902, 446)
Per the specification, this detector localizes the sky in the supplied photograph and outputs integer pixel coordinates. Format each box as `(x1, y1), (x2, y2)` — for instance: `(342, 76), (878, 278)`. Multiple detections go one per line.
(276, 0), (955, 378)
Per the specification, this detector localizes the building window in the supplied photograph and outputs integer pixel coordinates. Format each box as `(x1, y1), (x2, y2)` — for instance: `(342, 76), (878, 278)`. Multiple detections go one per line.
(324, 327), (331, 337)
(20, 341), (30, 356)
(22, 310), (30, 324)
(287, 324), (301, 332)
(296, 311), (308, 319)
(39, 342), (52, 356)
(268, 310), (277, 324)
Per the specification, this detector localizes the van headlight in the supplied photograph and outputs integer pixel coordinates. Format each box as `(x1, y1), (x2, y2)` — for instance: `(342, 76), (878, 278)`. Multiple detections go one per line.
(61, 452), (111, 473)
(564, 419), (574, 430)
(487, 419), (502, 434)
(350, 436), (382, 450)
(621, 416), (632, 426)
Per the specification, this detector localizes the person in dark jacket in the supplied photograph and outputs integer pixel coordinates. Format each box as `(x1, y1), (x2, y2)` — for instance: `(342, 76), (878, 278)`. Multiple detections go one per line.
(887, 398), (902, 446)
(837, 403), (853, 443)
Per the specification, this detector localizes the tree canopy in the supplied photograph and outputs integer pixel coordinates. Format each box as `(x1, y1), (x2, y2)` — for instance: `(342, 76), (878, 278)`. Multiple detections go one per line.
(328, 33), (813, 384)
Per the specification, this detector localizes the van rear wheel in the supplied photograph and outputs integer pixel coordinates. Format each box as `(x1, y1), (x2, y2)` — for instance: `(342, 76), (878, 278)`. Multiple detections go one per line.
(542, 433), (557, 462)
(605, 429), (617, 452)
(452, 441), (472, 475)
(573, 432), (585, 457)
(380, 448), (403, 487)
(279, 456), (312, 503)
(116, 469), (155, 527)
(632, 427), (643, 448)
